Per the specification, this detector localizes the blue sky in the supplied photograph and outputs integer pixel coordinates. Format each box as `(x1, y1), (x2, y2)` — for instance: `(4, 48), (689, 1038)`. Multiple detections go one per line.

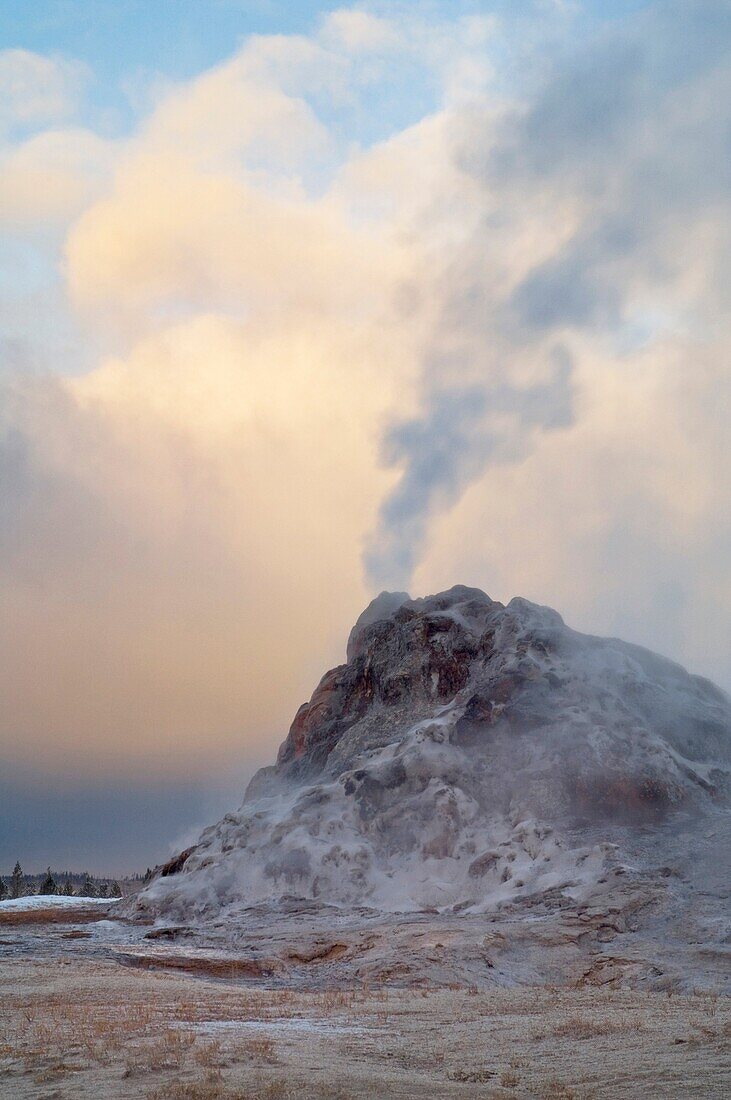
(1, 1), (649, 139)
(2, 0), (646, 67)
(1, 1), (336, 131)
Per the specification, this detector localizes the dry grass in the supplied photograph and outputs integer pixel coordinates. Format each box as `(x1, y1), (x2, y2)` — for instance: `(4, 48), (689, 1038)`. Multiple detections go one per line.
(1, 956), (729, 1098)
(138, 1029), (197, 1072)
(147, 1080), (246, 1100)
(243, 1036), (278, 1064)
(192, 1038), (226, 1070)
(318, 989), (357, 1011)
(539, 1080), (582, 1100)
(550, 1014), (634, 1040)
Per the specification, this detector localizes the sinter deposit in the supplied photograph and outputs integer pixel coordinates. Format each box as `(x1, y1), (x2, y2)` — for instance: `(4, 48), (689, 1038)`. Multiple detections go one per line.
(126, 587), (731, 989)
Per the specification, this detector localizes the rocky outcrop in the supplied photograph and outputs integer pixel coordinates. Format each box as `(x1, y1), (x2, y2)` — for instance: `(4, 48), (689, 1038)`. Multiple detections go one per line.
(278, 587), (486, 771)
(275, 586), (729, 823)
(125, 586), (731, 989)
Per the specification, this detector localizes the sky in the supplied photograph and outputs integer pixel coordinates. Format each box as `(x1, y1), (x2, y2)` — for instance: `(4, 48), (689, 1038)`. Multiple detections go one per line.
(1, 0), (729, 874)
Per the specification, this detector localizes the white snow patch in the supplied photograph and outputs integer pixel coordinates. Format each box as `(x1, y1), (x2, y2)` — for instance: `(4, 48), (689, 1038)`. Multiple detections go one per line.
(179, 1018), (373, 1037)
(0, 895), (116, 911)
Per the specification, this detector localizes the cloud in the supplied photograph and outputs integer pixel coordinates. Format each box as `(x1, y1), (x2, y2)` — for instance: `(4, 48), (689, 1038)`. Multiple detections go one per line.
(320, 10), (399, 53)
(63, 27), (424, 335)
(0, 49), (89, 134)
(0, 128), (113, 230)
(0, 308), (407, 778)
(0, 0), (729, 805)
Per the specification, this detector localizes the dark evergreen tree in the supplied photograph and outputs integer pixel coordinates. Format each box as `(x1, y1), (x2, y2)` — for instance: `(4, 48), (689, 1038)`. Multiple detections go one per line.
(0, 876), (7, 900)
(10, 861), (23, 899)
(111, 881), (122, 897)
(39, 867), (57, 895)
(62, 879), (75, 897)
(97, 882), (108, 898)
(81, 874), (96, 898)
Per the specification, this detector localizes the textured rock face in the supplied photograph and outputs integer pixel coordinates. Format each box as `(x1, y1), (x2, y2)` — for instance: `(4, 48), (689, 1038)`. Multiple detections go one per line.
(130, 586), (731, 957)
(278, 587), (487, 772)
(276, 585), (728, 820)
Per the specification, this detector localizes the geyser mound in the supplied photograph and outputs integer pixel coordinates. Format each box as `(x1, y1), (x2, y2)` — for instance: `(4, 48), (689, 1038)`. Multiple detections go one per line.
(129, 586), (730, 961)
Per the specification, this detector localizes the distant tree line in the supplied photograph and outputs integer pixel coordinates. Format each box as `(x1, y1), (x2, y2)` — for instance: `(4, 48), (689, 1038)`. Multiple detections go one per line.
(0, 861), (147, 900)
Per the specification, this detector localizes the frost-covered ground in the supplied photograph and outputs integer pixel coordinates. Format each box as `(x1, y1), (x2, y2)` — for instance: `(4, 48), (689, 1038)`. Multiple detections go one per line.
(2, 950), (729, 1098)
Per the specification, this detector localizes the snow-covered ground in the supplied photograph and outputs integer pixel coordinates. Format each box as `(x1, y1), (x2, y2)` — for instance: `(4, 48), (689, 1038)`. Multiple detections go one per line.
(0, 894), (116, 911)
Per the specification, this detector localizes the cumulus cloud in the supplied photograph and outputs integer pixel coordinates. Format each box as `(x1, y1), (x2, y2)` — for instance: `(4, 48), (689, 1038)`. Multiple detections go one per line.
(0, 308), (404, 778)
(0, 128), (113, 229)
(0, 0), (729, 794)
(0, 49), (89, 133)
(320, 9), (400, 53)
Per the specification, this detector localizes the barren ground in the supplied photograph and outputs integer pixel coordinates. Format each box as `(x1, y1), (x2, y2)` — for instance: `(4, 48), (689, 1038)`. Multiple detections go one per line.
(1, 913), (729, 1099)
